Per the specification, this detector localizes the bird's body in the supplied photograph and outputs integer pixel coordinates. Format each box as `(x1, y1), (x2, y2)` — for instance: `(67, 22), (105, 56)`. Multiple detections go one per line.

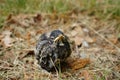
(35, 30), (71, 72)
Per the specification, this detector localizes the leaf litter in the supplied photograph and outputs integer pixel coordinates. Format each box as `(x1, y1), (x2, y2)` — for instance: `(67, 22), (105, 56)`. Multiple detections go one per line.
(0, 12), (120, 80)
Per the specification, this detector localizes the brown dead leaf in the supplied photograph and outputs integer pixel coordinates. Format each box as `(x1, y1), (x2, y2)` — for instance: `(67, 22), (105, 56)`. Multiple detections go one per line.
(14, 31), (22, 38)
(25, 32), (31, 40)
(0, 50), (15, 65)
(69, 58), (90, 70)
(6, 14), (12, 21)
(2, 30), (13, 47)
(18, 49), (34, 59)
(71, 30), (78, 36)
(79, 70), (92, 80)
(114, 64), (120, 72)
(71, 26), (84, 46)
(33, 14), (41, 23)
(47, 13), (58, 20)
(36, 29), (44, 35)
(85, 36), (96, 43)
(6, 14), (27, 27)
(6, 13), (39, 27)
(0, 35), (4, 40)
(24, 72), (34, 80)
(109, 38), (118, 44)
(6, 14), (17, 24)
(73, 36), (83, 46)
(71, 26), (84, 36)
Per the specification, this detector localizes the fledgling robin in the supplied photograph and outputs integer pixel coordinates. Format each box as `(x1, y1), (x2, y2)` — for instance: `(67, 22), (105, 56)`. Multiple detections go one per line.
(35, 30), (71, 72)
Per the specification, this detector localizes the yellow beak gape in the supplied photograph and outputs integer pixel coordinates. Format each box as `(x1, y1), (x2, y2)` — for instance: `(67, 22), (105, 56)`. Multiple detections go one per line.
(54, 34), (65, 43)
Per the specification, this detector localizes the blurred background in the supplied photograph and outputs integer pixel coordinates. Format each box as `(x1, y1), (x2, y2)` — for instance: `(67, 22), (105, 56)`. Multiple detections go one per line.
(0, 0), (120, 30)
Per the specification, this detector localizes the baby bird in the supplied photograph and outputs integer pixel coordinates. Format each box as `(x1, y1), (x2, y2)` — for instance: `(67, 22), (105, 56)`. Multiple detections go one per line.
(35, 30), (71, 72)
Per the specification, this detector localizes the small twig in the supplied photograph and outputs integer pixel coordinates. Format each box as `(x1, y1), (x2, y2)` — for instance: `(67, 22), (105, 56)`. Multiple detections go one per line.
(22, 48), (35, 51)
(79, 48), (117, 52)
(90, 67), (112, 72)
(0, 60), (10, 65)
(50, 58), (58, 74)
(0, 66), (13, 70)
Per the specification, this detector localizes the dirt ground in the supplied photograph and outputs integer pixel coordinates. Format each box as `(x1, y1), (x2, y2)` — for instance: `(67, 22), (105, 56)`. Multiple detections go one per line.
(0, 12), (120, 80)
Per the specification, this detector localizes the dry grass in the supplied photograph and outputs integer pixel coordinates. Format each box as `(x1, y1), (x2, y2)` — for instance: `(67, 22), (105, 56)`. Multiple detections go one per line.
(0, 12), (120, 80)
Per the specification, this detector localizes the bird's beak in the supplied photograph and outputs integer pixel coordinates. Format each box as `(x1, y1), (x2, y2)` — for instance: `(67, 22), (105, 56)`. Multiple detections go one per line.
(54, 34), (65, 43)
